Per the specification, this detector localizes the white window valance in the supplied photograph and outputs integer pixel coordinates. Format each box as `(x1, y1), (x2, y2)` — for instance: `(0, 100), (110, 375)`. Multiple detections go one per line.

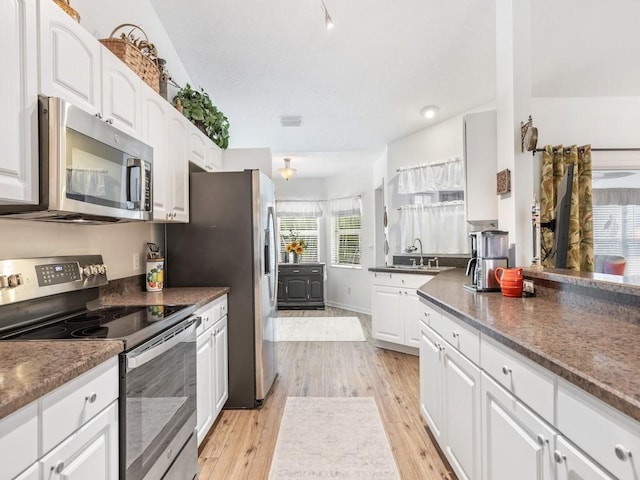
(276, 200), (323, 218)
(326, 196), (362, 216)
(593, 188), (640, 206)
(397, 158), (464, 194)
(398, 201), (469, 254)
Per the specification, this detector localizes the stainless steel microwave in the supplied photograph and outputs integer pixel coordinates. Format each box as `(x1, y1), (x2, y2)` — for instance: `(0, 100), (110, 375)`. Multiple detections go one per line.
(0, 96), (153, 223)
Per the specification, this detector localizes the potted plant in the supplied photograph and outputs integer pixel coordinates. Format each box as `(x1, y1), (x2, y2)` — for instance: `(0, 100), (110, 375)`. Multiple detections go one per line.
(173, 83), (230, 149)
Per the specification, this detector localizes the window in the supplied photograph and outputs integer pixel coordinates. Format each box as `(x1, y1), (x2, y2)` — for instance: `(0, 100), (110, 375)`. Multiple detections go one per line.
(278, 217), (320, 262)
(593, 204), (640, 275)
(331, 214), (361, 266)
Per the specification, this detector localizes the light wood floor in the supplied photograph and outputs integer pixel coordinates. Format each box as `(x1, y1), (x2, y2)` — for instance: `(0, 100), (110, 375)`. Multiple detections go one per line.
(197, 307), (456, 480)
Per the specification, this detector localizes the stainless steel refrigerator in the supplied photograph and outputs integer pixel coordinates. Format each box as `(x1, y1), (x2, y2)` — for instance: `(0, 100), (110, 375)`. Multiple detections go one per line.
(166, 170), (278, 408)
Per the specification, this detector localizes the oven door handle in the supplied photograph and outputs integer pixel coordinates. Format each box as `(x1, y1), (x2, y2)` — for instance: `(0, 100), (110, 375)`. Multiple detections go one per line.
(127, 321), (197, 370)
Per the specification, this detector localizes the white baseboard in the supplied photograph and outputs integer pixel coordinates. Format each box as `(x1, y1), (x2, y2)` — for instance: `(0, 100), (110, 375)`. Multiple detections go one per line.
(325, 300), (371, 316)
(373, 339), (419, 356)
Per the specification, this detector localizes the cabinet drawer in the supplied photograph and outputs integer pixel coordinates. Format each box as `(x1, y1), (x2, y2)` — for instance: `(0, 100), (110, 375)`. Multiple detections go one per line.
(279, 266), (323, 275)
(480, 335), (555, 423)
(371, 272), (433, 289)
(557, 379), (640, 479)
(211, 294), (228, 322)
(196, 295), (227, 336)
(0, 401), (38, 480)
(41, 357), (119, 454)
(419, 299), (442, 333)
(439, 313), (479, 364)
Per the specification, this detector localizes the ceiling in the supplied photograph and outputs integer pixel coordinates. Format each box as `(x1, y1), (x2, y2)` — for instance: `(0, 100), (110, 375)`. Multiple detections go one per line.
(148, 1), (640, 178)
(148, 0), (497, 158)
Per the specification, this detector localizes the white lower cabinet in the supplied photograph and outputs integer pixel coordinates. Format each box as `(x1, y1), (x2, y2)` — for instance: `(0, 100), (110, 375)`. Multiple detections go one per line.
(0, 357), (118, 480)
(40, 402), (118, 480)
(555, 435), (614, 480)
(481, 372), (554, 480)
(371, 272), (432, 350)
(196, 296), (229, 446)
(418, 296), (630, 480)
(419, 320), (481, 480)
(13, 463), (39, 480)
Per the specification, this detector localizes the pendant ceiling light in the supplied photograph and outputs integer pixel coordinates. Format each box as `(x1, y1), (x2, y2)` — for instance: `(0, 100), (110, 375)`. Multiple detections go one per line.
(279, 158), (297, 181)
(321, 0), (334, 29)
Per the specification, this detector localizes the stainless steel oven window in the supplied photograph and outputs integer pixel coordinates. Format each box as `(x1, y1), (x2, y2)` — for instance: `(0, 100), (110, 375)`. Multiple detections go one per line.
(120, 319), (197, 480)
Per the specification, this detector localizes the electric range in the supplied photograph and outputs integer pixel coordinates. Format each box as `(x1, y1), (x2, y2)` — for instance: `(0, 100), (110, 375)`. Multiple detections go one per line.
(0, 255), (200, 480)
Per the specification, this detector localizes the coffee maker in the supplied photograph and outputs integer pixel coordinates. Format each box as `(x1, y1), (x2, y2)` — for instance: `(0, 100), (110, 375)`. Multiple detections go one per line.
(465, 230), (509, 292)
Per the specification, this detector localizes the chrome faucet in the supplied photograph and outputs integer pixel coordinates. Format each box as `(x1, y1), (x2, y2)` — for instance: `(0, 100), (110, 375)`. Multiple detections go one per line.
(428, 257), (439, 268)
(404, 238), (424, 266)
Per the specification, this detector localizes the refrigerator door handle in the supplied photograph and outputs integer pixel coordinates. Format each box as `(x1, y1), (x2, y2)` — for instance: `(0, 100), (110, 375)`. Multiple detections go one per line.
(267, 206), (277, 302)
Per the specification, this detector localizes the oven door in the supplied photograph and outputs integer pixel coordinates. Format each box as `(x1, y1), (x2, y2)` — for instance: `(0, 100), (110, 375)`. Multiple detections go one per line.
(120, 317), (198, 480)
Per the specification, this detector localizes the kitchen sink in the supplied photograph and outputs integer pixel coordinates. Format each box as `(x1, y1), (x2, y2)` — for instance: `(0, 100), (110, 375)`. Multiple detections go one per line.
(386, 265), (455, 273)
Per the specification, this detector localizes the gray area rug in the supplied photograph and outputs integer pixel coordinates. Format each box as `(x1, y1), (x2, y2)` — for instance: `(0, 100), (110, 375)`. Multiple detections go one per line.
(269, 397), (400, 479)
(275, 317), (366, 342)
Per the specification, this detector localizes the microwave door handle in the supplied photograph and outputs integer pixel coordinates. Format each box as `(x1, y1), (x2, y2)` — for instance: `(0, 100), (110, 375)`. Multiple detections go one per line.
(127, 322), (196, 370)
(126, 158), (143, 208)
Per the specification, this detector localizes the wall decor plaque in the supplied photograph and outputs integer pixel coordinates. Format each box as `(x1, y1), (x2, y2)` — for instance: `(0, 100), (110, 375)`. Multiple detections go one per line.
(496, 169), (511, 195)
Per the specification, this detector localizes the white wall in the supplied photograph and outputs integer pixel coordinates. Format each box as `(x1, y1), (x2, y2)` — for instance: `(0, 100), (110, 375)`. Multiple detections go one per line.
(72, 0), (192, 97)
(0, 219), (162, 279)
(222, 148), (273, 177)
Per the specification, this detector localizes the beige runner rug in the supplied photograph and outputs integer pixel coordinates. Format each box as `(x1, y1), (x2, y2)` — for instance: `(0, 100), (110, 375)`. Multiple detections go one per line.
(275, 317), (366, 341)
(269, 397), (400, 479)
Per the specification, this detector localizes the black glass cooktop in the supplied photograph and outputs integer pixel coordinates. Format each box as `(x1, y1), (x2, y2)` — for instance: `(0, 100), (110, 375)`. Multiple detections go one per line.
(1, 305), (191, 341)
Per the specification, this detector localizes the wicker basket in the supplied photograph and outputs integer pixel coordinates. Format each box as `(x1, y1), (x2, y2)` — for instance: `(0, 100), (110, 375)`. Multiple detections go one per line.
(53, 0), (80, 22)
(99, 24), (160, 92)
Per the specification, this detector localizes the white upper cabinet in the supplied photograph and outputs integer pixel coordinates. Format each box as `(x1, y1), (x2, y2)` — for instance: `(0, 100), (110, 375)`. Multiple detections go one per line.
(189, 127), (223, 172)
(39, 0), (143, 137)
(38, 0), (101, 114)
(464, 110), (498, 224)
(0, 0), (39, 205)
(166, 109), (190, 222)
(100, 48), (142, 137)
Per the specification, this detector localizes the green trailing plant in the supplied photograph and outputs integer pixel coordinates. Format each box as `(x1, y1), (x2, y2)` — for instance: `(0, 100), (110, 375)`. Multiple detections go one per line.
(173, 84), (230, 149)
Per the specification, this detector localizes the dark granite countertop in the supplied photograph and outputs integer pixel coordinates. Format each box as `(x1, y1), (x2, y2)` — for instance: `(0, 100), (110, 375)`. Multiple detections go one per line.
(0, 341), (123, 420)
(417, 268), (640, 423)
(524, 267), (640, 296)
(0, 287), (228, 421)
(100, 286), (229, 308)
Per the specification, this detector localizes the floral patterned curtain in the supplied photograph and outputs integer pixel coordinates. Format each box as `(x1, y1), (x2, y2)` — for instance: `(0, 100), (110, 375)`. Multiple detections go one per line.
(540, 145), (594, 271)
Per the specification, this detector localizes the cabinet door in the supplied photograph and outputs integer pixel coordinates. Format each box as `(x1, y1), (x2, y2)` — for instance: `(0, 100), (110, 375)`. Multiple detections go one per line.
(189, 128), (208, 171)
(419, 324), (443, 442)
(14, 462), (40, 480)
(308, 276), (324, 302)
(481, 372), (554, 480)
(196, 329), (214, 446)
(101, 49), (141, 137)
(167, 110), (189, 222)
(141, 84), (169, 221)
(441, 342), (481, 480)
(402, 289), (421, 348)
(285, 278), (308, 301)
(213, 317), (229, 418)
(555, 436), (614, 480)
(207, 143), (222, 171)
(39, 0), (101, 115)
(0, 0), (38, 205)
(277, 278), (286, 302)
(40, 402), (118, 480)
(372, 285), (403, 344)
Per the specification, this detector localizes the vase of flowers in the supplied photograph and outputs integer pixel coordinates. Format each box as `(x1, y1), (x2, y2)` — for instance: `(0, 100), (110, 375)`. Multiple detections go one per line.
(283, 231), (306, 264)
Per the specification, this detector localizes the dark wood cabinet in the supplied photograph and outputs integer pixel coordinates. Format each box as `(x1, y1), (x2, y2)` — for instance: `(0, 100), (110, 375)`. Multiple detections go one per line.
(277, 263), (325, 309)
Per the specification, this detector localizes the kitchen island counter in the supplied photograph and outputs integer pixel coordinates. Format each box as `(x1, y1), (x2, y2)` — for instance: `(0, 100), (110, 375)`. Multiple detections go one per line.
(418, 268), (640, 423)
(0, 340), (123, 420)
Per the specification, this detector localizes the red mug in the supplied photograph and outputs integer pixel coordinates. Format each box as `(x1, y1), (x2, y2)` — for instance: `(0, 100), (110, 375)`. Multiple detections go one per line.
(494, 267), (523, 297)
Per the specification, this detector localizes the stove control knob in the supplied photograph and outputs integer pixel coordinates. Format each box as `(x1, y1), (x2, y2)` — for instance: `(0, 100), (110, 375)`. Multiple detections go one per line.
(7, 273), (23, 288)
(82, 265), (92, 277)
(0, 275), (8, 288)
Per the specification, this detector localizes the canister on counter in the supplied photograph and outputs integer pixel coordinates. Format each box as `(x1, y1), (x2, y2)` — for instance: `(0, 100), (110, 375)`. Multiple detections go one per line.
(146, 257), (164, 292)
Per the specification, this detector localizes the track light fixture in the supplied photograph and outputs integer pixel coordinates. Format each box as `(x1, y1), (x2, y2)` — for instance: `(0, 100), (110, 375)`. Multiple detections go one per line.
(321, 0), (334, 29)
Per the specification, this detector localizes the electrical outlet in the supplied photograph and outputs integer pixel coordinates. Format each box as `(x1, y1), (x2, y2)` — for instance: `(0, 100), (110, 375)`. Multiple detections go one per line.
(132, 253), (140, 270)
(523, 279), (535, 295)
